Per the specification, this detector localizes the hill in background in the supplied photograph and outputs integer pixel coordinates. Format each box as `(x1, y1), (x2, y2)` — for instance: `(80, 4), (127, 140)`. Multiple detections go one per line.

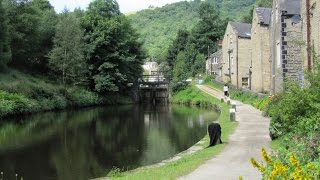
(129, 0), (257, 63)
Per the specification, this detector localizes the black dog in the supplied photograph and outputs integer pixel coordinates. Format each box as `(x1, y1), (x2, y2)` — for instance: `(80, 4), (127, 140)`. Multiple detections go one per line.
(208, 122), (222, 147)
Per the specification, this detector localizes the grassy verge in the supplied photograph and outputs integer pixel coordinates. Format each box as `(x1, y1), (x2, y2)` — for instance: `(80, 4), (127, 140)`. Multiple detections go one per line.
(107, 85), (237, 180)
(205, 81), (271, 111)
(0, 69), (131, 119)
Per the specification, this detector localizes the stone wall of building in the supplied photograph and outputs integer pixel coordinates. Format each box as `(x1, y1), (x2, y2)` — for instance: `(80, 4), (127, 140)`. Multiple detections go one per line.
(301, 0), (320, 69)
(270, 0), (303, 93)
(238, 38), (252, 89)
(206, 50), (222, 76)
(251, 10), (272, 93)
(222, 23), (238, 86)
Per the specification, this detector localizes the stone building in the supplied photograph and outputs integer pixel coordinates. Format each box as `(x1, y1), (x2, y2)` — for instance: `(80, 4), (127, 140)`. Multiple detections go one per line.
(301, 0), (320, 70)
(270, 0), (303, 93)
(251, 7), (272, 93)
(222, 22), (252, 89)
(206, 49), (222, 80)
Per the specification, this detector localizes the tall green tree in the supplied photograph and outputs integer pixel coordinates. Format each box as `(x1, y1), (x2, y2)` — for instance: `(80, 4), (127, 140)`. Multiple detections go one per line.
(0, 0), (11, 70)
(173, 51), (187, 82)
(191, 1), (225, 56)
(166, 29), (190, 70)
(5, 0), (56, 72)
(192, 53), (205, 75)
(48, 10), (88, 87)
(83, 0), (145, 93)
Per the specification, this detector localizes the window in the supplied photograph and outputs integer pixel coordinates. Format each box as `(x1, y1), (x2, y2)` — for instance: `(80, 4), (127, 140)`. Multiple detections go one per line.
(230, 35), (233, 44)
(213, 57), (218, 64)
(242, 77), (249, 88)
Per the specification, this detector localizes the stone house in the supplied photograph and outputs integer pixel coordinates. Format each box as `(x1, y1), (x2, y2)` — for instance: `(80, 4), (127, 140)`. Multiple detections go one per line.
(270, 0), (303, 93)
(251, 7), (272, 93)
(301, 0), (320, 70)
(206, 49), (222, 79)
(222, 22), (252, 89)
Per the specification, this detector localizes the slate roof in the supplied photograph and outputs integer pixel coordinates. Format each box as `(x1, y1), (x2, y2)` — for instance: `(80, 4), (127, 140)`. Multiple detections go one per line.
(280, 0), (300, 15)
(255, 7), (272, 25)
(230, 22), (252, 38)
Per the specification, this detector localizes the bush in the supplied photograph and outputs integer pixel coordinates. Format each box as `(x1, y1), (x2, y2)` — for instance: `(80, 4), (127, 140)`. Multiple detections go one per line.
(170, 81), (189, 94)
(251, 149), (320, 179)
(267, 82), (318, 139)
(67, 88), (101, 107)
(0, 90), (34, 117)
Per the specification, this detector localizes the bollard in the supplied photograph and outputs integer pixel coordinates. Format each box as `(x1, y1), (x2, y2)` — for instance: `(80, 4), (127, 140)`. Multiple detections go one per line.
(231, 101), (236, 111)
(227, 98), (231, 105)
(229, 108), (236, 121)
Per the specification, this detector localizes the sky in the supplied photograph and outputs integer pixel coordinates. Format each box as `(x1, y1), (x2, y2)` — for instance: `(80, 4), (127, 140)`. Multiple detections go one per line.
(48, 0), (183, 13)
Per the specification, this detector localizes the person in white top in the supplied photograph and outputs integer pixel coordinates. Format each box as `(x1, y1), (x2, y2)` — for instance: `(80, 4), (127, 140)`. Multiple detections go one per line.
(223, 84), (229, 97)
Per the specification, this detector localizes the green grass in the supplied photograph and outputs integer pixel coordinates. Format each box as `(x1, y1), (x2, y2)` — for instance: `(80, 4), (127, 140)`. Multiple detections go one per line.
(205, 81), (270, 111)
(106, 85), (237, 180)
(270, 137), (284, 152)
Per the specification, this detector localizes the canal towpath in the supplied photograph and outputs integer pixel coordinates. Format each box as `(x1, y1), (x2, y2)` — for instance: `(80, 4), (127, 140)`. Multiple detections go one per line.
(179, 85), (271, 180)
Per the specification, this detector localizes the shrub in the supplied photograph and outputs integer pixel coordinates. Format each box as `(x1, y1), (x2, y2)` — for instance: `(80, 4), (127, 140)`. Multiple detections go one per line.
(251, 149), (320, 179)
(67, 88), (101, 107)
(170, 81), (189, 94)
(0, 90), (34, 117)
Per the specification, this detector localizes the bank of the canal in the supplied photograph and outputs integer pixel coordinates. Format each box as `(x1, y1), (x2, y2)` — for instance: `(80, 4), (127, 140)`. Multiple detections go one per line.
(0, 70), (132, 119)
(103, 85), (237, 180)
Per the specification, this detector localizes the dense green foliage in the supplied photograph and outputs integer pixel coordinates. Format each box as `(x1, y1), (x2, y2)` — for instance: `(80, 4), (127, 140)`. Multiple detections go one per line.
(129, 1), (201, 63)
(129, 0), (259, 63)
(260, 58), (320, 176)
(0, 70), (133, 118)
(0, 0), (145, 118)
(0, 0), (11, 70)
(49, 10), (88, 86)
(165, 2), (226, 92)
(4, 0), (57, 72)
(83, 0), (145, 93)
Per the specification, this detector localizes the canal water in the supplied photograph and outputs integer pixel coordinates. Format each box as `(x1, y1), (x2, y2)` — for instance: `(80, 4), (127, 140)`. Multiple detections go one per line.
(0, 104), (219, 180)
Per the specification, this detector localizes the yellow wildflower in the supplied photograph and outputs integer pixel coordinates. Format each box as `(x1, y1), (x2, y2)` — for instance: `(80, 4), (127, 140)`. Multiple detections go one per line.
(261, 148), (272, 164)
(289, 154), (300, 168)
(251, 158), (266, 172)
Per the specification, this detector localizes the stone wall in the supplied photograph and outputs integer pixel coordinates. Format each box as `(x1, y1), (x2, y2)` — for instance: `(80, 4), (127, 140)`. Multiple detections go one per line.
(251, 10), (272, 93)
(301, 0), (320, 69)
(222, 23), (238, 85)
(270, 0), (303, 93)
(238, 38), (252, 89)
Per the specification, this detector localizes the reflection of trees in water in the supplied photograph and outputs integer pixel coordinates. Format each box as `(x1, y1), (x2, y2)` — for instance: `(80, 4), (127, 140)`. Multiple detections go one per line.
(0, 105), (214, 179)
(0, 106), (146, 179)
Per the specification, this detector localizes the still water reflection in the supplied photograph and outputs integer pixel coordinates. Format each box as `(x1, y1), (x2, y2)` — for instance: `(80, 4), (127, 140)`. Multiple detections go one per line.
(0, 104), (219, 180)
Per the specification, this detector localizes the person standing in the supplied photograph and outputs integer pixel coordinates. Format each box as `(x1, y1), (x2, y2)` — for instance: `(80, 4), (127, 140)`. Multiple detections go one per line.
(223, 84), (229, 97)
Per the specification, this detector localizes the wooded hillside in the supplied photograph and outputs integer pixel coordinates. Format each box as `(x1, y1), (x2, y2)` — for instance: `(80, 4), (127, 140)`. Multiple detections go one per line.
(129, 0), (258, 62)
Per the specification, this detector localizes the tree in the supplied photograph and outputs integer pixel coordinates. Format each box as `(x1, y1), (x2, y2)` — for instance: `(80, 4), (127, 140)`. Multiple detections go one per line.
(173, 51), (187, 82)
(191, 2), (225, 56)
(166, 29), (190, 70)
(192, 53), (205, 75)
(82, 0), (145, 93)
(5, 0), (56, 72)
(48, 10), (88, 87)
(0, 0), (11, 70)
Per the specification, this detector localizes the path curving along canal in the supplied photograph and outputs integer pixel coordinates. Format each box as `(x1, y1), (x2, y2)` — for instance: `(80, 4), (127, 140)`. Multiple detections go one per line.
(179, 85), (271, 180)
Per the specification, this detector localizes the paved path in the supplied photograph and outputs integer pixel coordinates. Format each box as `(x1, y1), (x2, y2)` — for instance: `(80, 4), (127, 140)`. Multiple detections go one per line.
(179, 85), (271, 180)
